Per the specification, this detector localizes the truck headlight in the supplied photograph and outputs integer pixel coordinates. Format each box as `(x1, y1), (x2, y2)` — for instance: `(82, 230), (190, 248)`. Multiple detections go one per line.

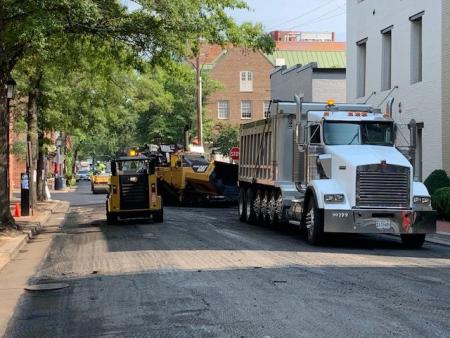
(324, 194), (345, 203)
(413, 196), (431, 206)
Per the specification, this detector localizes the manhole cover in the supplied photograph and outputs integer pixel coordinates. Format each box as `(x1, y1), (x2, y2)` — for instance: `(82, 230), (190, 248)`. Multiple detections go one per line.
(25, 283), (70, 292)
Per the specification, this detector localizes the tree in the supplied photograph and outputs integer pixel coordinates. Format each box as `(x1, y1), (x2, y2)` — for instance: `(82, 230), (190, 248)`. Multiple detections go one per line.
(0, 0), (274, 230)
(211, 123), (239, 156)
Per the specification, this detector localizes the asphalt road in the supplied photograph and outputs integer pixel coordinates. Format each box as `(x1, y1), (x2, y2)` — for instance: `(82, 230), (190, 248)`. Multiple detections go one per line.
(4, 182), (450, 337)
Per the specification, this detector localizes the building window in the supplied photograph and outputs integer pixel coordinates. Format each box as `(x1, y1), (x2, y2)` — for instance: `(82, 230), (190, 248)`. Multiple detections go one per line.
(381, 26), (393, 91)
(240, 71), (253, 92)
(356, 38), (367, 98)
(410, 12), (424, 84)
(217, 100), (229, 119)
(241, 100), (252, 119)
(263, 101), (270, 118)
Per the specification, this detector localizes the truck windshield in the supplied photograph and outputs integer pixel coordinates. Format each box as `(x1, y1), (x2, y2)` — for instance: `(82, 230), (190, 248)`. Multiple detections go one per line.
(323, 121), (394, 146)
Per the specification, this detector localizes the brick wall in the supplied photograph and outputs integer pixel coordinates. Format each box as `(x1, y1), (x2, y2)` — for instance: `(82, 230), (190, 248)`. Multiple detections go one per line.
(9, 108), (27, 192)
(206, 48), (274, 126)
(443, 0), (450, 173)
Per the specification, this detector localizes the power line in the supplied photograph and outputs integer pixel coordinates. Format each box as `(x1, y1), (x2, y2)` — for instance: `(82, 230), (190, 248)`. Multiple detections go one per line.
(286, 5), (344, 31)
(266, 0), (335, 31)
(297, 10), (345, 30)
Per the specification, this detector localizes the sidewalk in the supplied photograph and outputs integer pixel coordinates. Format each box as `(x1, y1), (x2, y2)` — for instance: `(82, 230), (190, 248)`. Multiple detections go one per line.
(0, 199), (69, 272)
(426, 220), (450, 246)
(0, 199), (70, 337)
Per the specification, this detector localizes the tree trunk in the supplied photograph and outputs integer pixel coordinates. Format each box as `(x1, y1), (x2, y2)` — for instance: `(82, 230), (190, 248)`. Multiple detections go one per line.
(26, 73), (42, 211)
(72, 145), (79, 177)
(36, 132), (46, 201)
(0, 71), (18, 230)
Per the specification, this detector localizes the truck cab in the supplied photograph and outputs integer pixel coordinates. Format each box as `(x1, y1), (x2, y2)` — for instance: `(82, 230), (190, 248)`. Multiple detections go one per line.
(238, 99), (436, 248)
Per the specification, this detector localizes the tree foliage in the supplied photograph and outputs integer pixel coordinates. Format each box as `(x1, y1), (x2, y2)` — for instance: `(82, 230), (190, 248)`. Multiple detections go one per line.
(0, 0), (274, 229)
(211, 123), (239, 155)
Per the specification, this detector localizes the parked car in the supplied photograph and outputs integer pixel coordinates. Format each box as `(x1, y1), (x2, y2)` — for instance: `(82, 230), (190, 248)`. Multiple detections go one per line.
(76, 170), (91, 182)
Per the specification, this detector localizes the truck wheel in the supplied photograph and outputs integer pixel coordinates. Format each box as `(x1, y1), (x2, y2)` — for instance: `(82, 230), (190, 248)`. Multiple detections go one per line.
(401, 234), (425, 249)
(245, 188), (255, 223)
(153, 208), (164, 223)
(261, 190), (270, 225)
(274, 191), (284, 224)
(268, 191), (277, 226)
(254, 190), (263, 223)
(106, 212), (118, 225)
(239, 187), (247, 222)
(304, 196), (324, 245)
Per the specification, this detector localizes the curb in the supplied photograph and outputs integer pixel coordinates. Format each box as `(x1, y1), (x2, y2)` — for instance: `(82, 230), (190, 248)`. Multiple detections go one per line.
(426, 234), (450, 246)
(0, 235), (29, 272)
(0, 200), (68, 272)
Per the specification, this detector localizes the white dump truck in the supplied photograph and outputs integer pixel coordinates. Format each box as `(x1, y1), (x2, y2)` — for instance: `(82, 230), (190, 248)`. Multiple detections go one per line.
(238, 98), (436, 248)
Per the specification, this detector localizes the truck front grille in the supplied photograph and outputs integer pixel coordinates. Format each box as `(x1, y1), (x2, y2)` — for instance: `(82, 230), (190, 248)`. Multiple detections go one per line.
(120, 175), (149, 210)
(356, 164), (410, 209)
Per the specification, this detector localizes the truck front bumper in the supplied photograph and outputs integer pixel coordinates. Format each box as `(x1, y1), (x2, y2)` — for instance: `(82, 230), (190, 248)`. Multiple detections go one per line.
(324, 208), (437, 234)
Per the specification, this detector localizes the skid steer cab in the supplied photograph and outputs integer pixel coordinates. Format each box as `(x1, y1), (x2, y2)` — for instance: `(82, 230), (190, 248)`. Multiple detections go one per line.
(106, 153), (163, 225)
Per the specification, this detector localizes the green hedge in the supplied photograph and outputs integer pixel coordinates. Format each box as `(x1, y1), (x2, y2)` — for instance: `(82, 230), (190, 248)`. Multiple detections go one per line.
(424, 170), (450, 196)
(432, 187), (450, 221)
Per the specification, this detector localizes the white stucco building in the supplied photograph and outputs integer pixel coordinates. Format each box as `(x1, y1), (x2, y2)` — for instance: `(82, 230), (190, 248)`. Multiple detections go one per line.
(347, 0), (449, 178)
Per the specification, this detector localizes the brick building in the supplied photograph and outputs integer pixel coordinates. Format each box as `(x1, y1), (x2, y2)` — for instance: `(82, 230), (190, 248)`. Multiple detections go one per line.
(203, 41), (346, 126)
(8, 108), (26, 192)
(205, 47), (273, 125)
(270, 30), (336, 42)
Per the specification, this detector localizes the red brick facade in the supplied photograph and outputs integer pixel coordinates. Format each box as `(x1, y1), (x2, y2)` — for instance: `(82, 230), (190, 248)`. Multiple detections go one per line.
(8, 111), (26, 192)
(206, 47), (274, 126)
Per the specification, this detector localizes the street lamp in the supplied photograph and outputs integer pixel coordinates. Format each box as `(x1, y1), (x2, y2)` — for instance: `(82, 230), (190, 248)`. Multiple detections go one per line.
(6, 77), (17, 99)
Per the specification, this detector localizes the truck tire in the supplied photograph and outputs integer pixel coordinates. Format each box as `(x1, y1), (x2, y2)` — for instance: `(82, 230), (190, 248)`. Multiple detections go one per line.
(106, 212), (118, 225)
(254, 190), (263, 224)
(261, 190), (270, 225)
(239, 187), (247, 222)
(274, 191), (284, 224)
(268, 191), (277, 226)
(245, 188), (256, 223)
(401, 234), (425, 249)
(153, 208), (164, 223)
(304, 195), (324, 245)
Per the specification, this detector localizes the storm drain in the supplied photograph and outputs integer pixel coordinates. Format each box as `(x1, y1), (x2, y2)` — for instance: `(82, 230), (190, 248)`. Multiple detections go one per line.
(24, 283), (70, 292)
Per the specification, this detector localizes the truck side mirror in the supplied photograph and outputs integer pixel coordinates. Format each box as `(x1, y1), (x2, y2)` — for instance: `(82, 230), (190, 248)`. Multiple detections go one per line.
(393, 124), (398, 144)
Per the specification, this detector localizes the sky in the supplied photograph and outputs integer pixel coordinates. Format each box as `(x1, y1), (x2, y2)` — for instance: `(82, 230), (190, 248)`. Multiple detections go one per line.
(122, 0), (347, 41)
(231, 0), (346, 41)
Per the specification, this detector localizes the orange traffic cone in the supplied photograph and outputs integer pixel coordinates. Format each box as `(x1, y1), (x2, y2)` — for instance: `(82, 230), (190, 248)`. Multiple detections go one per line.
(14, 202), (21, 217)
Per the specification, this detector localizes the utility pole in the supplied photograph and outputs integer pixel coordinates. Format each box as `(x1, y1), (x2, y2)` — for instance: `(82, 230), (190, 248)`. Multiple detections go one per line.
(195, 55), (203, 146)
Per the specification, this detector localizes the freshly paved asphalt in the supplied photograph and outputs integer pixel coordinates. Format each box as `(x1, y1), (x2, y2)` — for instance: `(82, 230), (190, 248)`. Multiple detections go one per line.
(4, 182), (450, 337)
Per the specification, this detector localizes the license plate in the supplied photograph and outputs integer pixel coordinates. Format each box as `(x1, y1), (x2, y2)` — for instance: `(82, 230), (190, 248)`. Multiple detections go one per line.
(375, 219), (391, 230)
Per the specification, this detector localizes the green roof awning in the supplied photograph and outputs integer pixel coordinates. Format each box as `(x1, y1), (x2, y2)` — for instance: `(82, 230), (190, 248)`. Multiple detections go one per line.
(264, 51), (346, 69)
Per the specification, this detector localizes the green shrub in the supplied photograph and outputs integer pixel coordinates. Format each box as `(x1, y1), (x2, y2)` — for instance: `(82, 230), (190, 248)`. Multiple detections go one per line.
(432, 187), (450, 221)
(424, 169), (450, 196)
(66, 177), (77, 187)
